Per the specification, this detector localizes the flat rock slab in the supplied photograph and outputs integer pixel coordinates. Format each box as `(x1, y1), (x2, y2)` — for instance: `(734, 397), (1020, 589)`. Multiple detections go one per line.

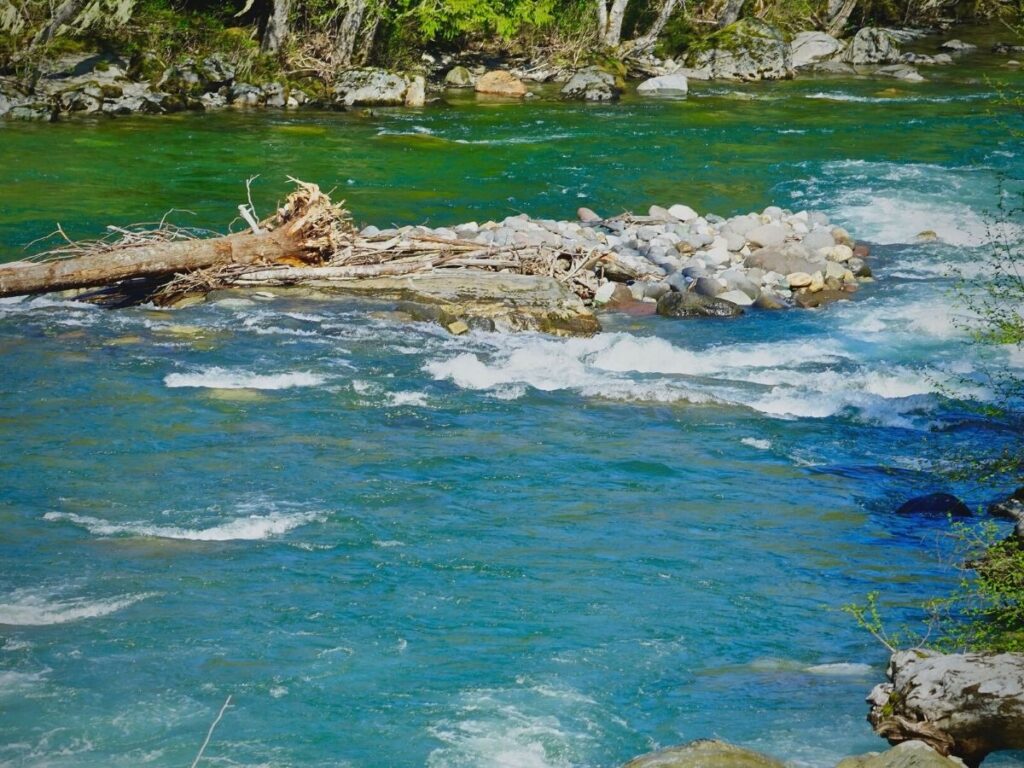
(225, 272), (600, 337)
(624, 739), (785, 768)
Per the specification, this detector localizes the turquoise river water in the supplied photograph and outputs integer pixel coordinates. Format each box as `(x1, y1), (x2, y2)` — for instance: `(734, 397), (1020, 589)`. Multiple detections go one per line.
(1, 34), (1023, 768)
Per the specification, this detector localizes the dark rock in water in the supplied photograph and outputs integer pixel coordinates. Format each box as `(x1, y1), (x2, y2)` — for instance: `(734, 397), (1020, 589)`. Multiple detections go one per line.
(989, 487), (1024, 521)
(793, 288), (851, 309)
(623, 739), (785, 768)
(657, 291), (744, 319)
(754, 292), (787, 310)
(896, 492), (971, 517)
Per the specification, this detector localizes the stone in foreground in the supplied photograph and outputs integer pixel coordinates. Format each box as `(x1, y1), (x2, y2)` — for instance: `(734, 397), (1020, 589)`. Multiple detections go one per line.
(836, 740), (966, 768)
(868, 650), (1024, 766)
(623, 739), (785, 768)
(657, 291), (744, 318)
(475, 70), (527, 97)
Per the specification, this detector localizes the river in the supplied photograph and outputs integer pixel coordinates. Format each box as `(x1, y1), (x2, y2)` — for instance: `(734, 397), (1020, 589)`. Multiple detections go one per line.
(0, 33), (1022, 768)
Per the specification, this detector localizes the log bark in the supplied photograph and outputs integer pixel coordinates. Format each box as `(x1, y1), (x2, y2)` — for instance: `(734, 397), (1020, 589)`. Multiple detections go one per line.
(868, 650), (1024, 767)
(826, 0), (858, 36)
(627, 0), (680, 53)
(0, 230), (300, 299)
(596, 0), (630, 47)
(716, 0), (744, 28)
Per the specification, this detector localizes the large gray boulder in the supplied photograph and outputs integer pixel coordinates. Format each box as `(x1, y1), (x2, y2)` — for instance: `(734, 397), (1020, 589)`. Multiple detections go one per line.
(332, 68), (410, 106)
(561, 67), (621, 101)
(623, 739), (784, 768)
(836, 740), (966, 768)
(637, 74), (689, 96)
(656, 291), (744, 318)
(867, 650), (1024, 766)
(843, 28), (901, 65)
(693, 19), (793, 81)
(444, 65), (474, 88)
(791, 31), (844, 68)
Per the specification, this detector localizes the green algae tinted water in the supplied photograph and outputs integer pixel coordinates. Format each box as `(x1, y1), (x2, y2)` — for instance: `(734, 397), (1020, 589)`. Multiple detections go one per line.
(1, 38), (1023, 768)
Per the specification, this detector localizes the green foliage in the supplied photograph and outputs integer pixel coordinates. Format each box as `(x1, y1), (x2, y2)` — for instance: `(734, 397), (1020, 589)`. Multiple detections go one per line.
(841, 591), (909, 653)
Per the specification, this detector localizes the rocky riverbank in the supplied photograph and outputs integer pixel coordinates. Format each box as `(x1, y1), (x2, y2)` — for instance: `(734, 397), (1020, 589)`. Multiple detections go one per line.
(0, 23), (1005, 120)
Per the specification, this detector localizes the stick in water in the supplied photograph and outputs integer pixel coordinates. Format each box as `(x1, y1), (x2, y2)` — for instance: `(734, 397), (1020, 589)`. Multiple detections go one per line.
(189, 695), (233, 768)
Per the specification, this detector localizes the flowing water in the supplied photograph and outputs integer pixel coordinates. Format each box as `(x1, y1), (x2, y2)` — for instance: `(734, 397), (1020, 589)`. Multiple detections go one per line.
(1, 34), (1023, 768)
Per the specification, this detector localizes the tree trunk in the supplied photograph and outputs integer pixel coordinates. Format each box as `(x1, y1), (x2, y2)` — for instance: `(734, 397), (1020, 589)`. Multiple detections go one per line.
(354, 9), (379, 64)
(826, 0), (857, 36)
(334, 0), (367, 67)
(868, 650), (1024, 768)
(0, 230), (301, 299)
(597, 0), (630, 47)
(716, 0), (743, 28)
(628, 0), (680, 52)
(261, 0), (290, 54)
(29, 0), (88, 48)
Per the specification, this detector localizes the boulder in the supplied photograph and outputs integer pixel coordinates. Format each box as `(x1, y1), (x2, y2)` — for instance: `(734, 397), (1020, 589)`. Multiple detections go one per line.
(561, 67), (621, 101)
(693, 19), (792, 81)
(405, 75), (426, 107)
(637, 74), (689, 96)
(744, 247), (818, 276)
(876, 64), (925, 82)
(656, 291), (744, 318)
(836, 740), (966, 768)
(896, 493), (972, 517)
(475, 70), (527, 97)
(262, 81), (287, 108)
(747, 223), (786, 248)
(694, 276), (725, 297)
(843, 28), (901, 65)
(229, 82), (263, 107)
(940, 39), (977, 53)
(332, 68), (410, 106)
(669, 204), (699, 222)
(198, 54), (235, 88)
(791, 31), (844, 68)
(623, 739), (785, 768)
(868, 650), (1024, 765)
(989, 487), (1024, 521)
(793, 288), (850, 308)
(718, 289), (755, 306)
(444, 66), (475, 88)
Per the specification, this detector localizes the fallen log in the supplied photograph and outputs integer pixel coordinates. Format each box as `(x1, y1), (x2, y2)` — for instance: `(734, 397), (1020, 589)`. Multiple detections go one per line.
(0, 180), (351, 302)
(867, 649), (1024, 766)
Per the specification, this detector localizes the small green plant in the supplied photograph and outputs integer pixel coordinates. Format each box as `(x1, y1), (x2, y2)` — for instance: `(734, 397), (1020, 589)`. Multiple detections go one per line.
(841, 591), (911, 653)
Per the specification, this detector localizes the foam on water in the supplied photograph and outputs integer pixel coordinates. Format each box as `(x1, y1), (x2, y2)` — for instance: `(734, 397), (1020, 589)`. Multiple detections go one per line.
(164, 367), (326, 389)
(0, 669), (48, 694)
(0, 588), (152, 626)
(805, 663), (874, 676)
(426, 332), (975, 426)
(427, 685), (600, 768)
(44, 508), (324, 541)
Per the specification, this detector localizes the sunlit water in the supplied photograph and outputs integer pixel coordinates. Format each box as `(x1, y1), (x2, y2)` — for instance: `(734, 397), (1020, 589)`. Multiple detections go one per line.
(1, 36), (1023, 768)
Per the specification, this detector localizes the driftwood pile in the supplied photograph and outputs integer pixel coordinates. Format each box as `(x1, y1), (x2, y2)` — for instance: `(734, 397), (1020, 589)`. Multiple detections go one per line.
(0, 180), (631, 307)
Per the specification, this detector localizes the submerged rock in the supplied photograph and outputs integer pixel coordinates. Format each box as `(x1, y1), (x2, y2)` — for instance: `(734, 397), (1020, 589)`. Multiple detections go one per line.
(623, 739), (785, 768)
(895, 493), (972, 517)
(876, 64), (925, 82)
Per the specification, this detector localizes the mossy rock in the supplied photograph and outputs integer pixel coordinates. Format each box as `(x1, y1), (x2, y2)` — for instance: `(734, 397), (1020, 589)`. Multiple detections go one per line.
(624, 739), (786, 768)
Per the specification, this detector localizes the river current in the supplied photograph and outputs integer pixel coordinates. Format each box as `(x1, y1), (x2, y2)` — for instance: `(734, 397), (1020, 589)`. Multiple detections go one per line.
(1, 35), (1023, 768)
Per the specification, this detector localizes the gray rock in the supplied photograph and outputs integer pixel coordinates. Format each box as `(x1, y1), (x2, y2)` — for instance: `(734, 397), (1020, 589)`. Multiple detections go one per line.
(263, 82), (287, 108)
(656, 291), (744, 318)
(727, 214), (759, 235)
(868, 650), (1024, 765)
(811, 60), (857, 74)
(405, 75), (426, 107)
(835, 740), (966, 768)
(718, 289), (755, 307)
(754, 292), (787, 310)
(843, 28), (901, 65)
(6, 103), (53, 121)
(802, 228), (836, 253)
(332, 68), (410, 106)
(940, 39), (977, 52)
(623, 739), (785, 768)
(876, 64), (925, 82)
(722, 230), (746, 251)
(791, 31), (844, 68)
(746, 223), (786, 248)
(444, 66), (475, 88)
(744, 246), (817, 276)
(561, 67), (621, 101)
(933, 53), (954, 65)
(693, 19), (792, 81)
(637, 74), (689, 96)
(694, 276), (725, 297)
(229, 82), (263, 107)
(199, 54), (235, 87)
(720, 269), (760, 299)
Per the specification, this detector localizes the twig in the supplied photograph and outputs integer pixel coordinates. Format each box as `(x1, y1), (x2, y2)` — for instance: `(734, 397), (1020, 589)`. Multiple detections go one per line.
(189, 695), (233, 768)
